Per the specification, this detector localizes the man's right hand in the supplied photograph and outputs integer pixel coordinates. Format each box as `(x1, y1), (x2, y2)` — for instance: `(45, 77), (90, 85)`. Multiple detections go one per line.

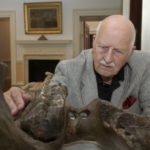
(3, 87), (32, 116)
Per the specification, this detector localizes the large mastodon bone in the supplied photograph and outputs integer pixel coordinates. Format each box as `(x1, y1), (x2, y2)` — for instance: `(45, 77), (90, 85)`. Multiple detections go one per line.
(0, 63), (150, 150)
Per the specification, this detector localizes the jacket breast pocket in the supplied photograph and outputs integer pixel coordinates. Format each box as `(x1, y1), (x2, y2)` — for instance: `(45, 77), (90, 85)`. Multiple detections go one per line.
(122, 96), (141, 114)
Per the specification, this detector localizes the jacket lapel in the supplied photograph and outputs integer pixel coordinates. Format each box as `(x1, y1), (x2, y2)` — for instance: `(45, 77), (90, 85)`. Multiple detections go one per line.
(80, 69), (98, 105)
(111, 80), (126, 108)
(80, 50), (98, 105)
(111, 65), (131, 108)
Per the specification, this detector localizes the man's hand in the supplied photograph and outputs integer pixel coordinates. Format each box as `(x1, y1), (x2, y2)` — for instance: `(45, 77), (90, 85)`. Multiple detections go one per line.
(3, 87), (32, 116)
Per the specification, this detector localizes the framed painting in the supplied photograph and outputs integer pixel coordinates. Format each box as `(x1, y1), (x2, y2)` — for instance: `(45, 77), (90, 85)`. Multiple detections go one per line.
(24, 2), (62, 34)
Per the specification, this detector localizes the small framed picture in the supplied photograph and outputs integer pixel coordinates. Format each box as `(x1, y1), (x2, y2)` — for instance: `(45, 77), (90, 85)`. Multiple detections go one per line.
(24, 2), (62, 34)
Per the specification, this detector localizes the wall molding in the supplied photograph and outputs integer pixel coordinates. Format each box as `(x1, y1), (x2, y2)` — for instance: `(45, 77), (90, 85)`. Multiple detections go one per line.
(16, 40), (72, 45)
(122, 0), (130, 18)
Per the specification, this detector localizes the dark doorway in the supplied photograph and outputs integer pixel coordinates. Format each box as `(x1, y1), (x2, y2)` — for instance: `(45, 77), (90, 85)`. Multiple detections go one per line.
(130, 0), (142, 50)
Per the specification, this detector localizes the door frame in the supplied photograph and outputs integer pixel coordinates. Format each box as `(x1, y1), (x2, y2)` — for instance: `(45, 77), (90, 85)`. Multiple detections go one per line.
(0, 11), (16, 85)
(122, 0), (130, 18)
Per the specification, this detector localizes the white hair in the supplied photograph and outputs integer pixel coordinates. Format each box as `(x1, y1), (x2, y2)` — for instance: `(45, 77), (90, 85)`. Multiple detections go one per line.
(95, 20), (136, 47)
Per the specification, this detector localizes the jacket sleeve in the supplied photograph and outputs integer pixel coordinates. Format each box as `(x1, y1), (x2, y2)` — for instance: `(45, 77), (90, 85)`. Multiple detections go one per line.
(50, 61), (68, 87)
(139, 62), (150, 115)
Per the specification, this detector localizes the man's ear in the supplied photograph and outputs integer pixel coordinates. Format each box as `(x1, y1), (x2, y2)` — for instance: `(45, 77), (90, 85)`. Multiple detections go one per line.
(92, 36), (97, 50)
(132, 45), (136, 50)
(126, 46), (135, 60)
(130, 45), (136, 55)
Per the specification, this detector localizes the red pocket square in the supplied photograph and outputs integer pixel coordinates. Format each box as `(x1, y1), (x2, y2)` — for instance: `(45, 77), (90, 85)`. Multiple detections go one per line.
(123, 96), (137, 109)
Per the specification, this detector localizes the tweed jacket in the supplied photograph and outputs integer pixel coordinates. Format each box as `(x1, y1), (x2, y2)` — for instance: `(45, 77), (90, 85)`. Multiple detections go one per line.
(50, 49), (150, 115)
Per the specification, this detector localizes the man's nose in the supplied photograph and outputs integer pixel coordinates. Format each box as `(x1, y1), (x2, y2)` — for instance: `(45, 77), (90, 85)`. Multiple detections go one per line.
(104, 48), (113, 63)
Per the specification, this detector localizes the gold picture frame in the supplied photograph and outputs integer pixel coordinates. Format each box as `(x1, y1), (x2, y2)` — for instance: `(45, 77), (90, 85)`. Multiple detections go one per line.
(24, 2), (62, 34)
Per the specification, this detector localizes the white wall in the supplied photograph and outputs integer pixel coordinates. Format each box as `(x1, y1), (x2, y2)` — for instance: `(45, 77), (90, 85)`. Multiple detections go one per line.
(0, 0), (122, 41)
(142, 0), (150, 52)
(122, 0), (130, 18)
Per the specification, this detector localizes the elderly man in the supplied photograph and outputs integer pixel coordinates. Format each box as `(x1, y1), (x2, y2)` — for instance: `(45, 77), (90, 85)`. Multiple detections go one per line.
(4, 15), (150, 116)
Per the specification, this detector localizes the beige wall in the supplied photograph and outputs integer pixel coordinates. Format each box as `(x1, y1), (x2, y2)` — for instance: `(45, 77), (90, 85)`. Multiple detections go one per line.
(0, 18), (10, 61)
(0, 18), (11, 89)
(17, 62), (23, 82)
